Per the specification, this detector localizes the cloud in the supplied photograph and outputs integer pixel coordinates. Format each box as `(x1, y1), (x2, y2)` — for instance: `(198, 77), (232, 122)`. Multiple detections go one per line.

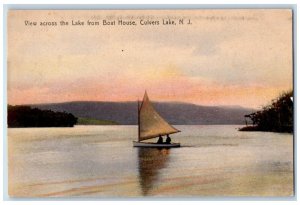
(7, 10), (293, 108)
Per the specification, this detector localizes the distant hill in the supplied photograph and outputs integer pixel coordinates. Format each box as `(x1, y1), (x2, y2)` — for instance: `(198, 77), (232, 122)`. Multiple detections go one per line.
(29, 101), (255, 125)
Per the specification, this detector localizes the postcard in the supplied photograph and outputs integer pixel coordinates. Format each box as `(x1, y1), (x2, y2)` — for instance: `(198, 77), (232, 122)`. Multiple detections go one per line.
(7, 8), (294, 198)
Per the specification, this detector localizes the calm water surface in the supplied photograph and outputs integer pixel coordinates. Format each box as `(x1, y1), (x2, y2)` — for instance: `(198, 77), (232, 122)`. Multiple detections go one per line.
(8, 125), (293, 197)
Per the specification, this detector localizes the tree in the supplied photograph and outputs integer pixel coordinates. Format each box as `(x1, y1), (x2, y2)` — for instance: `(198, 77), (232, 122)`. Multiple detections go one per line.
(242, 91), (293, 133)
(7, 105), (78, 128)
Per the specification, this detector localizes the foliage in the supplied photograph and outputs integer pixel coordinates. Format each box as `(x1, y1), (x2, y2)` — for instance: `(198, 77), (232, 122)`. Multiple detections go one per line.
(243, 91), (293, 132)
(8, 105), (77, 127)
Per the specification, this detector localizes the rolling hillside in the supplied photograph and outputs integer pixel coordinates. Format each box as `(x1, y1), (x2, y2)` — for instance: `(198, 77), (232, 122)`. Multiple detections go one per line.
(30, 101), (254, 125)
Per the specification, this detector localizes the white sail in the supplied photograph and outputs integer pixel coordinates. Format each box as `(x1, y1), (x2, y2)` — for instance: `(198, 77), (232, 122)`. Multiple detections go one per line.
(138, 91), (180, 141)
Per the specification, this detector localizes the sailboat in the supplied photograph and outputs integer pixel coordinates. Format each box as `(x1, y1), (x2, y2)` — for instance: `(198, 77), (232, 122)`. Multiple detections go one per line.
(133, 91), (181, 148)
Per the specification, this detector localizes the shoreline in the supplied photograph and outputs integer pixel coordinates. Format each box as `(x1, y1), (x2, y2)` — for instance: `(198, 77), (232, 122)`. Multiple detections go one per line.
(239, 126), (293, 133)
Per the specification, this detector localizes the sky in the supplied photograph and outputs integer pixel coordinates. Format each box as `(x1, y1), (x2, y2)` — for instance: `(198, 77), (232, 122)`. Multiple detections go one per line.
(7, 9), (293, 109)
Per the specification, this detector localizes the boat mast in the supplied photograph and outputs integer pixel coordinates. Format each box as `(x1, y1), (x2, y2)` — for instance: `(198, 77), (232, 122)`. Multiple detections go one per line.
(138, 100), (140, 142)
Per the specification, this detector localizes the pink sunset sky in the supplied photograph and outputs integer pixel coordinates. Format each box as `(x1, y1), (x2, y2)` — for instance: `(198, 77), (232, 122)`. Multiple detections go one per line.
(8, 10), (293, 109)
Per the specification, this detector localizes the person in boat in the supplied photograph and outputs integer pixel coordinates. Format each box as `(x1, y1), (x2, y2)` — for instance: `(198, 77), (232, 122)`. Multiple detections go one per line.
(157, 135), (163, 144)
(165, 134), (171, 144)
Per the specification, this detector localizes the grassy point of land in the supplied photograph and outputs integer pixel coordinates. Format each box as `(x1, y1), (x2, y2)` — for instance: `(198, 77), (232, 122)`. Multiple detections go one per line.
(77, 117), (119, 125)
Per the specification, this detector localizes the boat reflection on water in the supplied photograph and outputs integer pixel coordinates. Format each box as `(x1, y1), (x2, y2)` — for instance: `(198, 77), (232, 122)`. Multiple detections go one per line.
(137, 148), (170, 196)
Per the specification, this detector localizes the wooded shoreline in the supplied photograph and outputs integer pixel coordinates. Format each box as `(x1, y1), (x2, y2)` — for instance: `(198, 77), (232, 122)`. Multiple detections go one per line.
(8, 105), (77, 128)
(239, 91), (293, 133)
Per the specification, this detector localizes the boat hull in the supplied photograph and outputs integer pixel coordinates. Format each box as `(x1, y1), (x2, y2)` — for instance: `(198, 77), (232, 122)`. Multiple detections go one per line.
(133, 141), (180, 148)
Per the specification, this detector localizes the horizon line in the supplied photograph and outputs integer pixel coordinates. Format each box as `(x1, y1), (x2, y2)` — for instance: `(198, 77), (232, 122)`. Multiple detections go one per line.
(7, 100), (257, 110)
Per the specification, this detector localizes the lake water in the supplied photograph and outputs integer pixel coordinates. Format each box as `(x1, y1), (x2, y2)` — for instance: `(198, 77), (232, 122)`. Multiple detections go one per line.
(8, 125), (293, 198)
